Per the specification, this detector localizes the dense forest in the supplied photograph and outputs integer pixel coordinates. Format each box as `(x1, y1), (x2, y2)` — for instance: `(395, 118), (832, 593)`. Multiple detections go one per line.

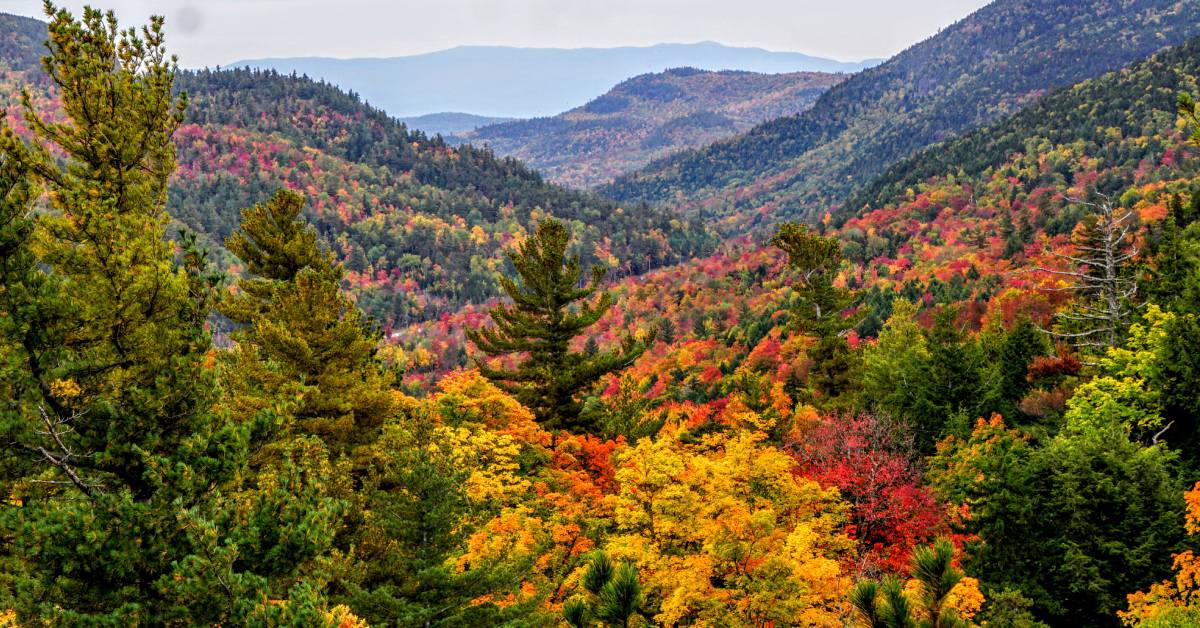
(171, 67), (713, 325)
(4, 2), (1200, 627)
(457, 68), (843, 188)
(599, 0), (1200, 231)
(0, 11), (714, 327)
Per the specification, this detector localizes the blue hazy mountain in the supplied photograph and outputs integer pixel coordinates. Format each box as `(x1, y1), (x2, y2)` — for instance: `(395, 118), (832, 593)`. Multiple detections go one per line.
(231, 41), (879, 118)
(397, 112), (516, 136)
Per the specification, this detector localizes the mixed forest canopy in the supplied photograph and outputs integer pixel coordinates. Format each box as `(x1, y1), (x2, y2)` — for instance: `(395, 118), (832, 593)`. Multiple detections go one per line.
(2, 1), (1200, 627)
(0, 10), (714, 328)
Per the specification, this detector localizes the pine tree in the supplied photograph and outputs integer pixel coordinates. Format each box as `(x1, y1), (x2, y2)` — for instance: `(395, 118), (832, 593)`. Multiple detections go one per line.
(563, 553), (643, 628)
(850, 538), (976, 628)
(219, 189), (394, 459)
(771, 222), (861, 401)
(771, 222), (855, 335)
(0, 5), (257, 621)
(468, 219), (651, 432)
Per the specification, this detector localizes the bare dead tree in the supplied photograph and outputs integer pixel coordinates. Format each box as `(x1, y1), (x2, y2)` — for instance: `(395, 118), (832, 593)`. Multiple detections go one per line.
(1032, 195), (1139, 353)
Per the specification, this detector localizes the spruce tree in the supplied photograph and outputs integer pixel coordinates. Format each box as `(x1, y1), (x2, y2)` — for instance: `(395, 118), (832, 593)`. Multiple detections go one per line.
(468, 218), (651, 432)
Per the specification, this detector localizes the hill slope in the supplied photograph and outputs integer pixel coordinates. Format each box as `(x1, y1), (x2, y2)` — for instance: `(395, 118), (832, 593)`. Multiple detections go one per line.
(844, 35), (1200, 215)
(397, 34), (1200, 405)
(231, 42), (877, 118)
(600, 0), (1200, 230)
(0, 12), (712, 326)
(457, 67), (845, 188)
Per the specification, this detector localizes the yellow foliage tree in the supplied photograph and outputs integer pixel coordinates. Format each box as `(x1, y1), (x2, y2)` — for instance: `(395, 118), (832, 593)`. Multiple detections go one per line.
(605, 427), (854, 625)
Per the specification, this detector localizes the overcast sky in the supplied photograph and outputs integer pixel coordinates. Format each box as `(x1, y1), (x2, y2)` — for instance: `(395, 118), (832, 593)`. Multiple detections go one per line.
(0, 0), (991, 68)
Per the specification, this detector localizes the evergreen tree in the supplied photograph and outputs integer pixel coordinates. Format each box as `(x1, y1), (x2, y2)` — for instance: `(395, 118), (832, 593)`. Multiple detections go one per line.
(771, 222), (856, 335)
(0, 5), (258, 621)
(771, 222), (862, 402)
(335, 407), (526, 626)
(1178, 92), (1200, 147)
(989, 318), (1049, 422)
(219, 189), (394, 459)
(851, 538), (974, 628)
(468, 218), (652, 432)
(930, 417), (1184, 626)
(564, 553), (644, 628)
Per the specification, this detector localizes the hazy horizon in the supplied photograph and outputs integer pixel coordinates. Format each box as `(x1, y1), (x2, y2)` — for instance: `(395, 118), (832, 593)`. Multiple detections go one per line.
(0, 0), (990, 69)
(233, 40), (880, 65)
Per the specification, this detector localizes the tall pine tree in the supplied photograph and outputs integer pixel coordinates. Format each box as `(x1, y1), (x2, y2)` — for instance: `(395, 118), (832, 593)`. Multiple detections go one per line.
(219, 189), (394, 459)
(771, 222), (861, 401)
(468, 218), (651, 432)
(0, 5), (253, 621)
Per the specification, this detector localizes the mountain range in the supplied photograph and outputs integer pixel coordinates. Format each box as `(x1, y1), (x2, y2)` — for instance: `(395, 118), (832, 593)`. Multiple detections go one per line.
(230, 42), (879, 118)
(601, 0), (1200, 230)
(0, 12), (713, 327)
(454, 67), (845, 188)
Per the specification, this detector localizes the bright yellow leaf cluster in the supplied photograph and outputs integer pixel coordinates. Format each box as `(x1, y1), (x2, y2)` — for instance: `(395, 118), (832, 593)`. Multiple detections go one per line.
(606, 427), (853, 626)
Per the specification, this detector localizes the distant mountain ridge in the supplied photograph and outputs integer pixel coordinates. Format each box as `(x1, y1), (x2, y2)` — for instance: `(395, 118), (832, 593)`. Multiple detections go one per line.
(457, 67), (845, 188)
(601, 0), (1200, 230)
(398, 112), (516, 136)
(230, 41), (880, 118)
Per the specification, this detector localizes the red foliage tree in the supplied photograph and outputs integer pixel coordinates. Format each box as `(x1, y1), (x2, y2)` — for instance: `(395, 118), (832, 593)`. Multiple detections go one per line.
(789, 413), (945, 574)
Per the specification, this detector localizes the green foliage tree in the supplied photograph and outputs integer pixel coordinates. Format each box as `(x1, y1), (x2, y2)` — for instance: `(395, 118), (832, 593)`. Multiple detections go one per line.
(850, 538), (972, 628)
(987, 318), (1049, 423)
(771, 222), (853, 335)
(929, 415), (1184, 626)
(1178, 92), (1200, 147)
(335, 406), (530, 626)
(859, 299), (928, 414)
(771, 222), (861, 400)
(219, 189), (394, 459)
(468, 218), (652, 432)
(564, 553), (644, 628)
(0, 4), (269, 621)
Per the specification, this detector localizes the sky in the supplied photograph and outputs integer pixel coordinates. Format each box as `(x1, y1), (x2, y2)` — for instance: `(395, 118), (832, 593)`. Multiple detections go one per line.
(0, 0), (991, 68)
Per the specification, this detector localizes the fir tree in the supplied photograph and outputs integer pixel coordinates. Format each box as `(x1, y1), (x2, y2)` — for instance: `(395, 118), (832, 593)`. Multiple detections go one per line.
(468, 218), (652, 432)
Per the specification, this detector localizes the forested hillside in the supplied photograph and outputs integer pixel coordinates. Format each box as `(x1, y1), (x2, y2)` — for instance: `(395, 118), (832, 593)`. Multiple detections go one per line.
(844, 35), (1200, 215)
(385, 30), (1200, 626)
(458, 68), (844, 188)
(171, 69), (711, 324)
(0, 12), (713, 326)
(600, 0), (1200, 231)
